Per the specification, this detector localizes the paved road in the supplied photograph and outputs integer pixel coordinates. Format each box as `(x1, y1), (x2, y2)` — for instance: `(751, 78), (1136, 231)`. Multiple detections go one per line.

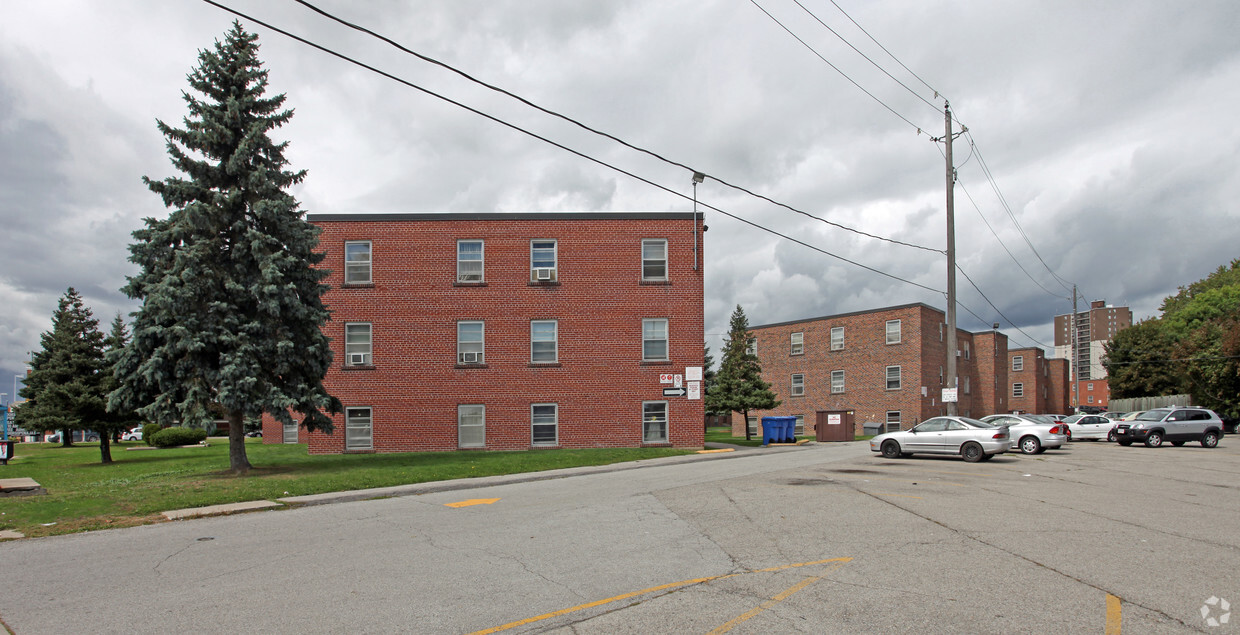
(1, 439), (1237, 633)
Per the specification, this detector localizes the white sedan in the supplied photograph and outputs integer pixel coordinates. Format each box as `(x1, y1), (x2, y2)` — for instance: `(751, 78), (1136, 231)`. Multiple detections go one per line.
(1062, 414), (1116, 441)
(870, 416), (1010, 462)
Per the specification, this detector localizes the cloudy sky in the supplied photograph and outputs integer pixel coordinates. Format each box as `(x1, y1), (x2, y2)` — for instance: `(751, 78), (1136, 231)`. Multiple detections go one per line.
(2, 0), (1238, 399)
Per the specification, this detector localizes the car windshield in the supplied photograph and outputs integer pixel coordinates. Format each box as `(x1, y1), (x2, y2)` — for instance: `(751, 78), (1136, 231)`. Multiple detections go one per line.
(961, 417), (996, 428)
(1136, 409), (1170, 422)
(1063, 414), (1083, 423)
(1023, 415), (1054, 424)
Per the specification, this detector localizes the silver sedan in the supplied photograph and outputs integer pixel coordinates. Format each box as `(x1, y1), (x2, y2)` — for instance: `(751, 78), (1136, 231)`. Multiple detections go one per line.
(870, 416), (1010, 462)
(981, 414), (1068, 454)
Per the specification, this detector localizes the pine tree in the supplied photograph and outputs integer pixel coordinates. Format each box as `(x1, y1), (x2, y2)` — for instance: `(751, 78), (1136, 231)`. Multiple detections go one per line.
(17, 289), (108, 454)
(706, 305), (780, 440)
(101, 313), (141, 447)
(111, 22), (339, 474)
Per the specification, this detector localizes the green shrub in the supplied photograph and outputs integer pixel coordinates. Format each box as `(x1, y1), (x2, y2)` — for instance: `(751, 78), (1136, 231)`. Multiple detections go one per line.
(150, 427), (209, 448)
(142, 423), (163, 447)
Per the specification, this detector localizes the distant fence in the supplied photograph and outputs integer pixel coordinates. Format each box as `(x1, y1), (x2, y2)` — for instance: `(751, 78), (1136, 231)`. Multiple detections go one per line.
(1109, 394), (1194, 412)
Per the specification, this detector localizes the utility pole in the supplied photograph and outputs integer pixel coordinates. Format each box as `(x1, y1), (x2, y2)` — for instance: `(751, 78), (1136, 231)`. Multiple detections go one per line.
(944, 102), (958, 416)
(1071, 285), (1079, 412)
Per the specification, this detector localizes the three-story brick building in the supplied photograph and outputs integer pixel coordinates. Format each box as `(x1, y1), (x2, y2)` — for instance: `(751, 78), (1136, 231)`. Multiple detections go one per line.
(266, 212), (705, 454)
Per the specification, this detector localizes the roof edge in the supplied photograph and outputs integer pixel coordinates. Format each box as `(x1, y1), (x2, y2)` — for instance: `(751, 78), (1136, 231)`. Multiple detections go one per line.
(308, 211), (696, 222)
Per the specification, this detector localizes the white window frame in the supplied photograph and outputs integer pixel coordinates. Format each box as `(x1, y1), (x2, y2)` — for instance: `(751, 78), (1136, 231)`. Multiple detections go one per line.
(282, 420), (298, 444)
(458, 404), (485, 449)
(793, 415), (805, 436)
(790, 332), (804, 355)
(642, 318), (669, 361)
(641, 239), (668, 281)
(790, 373), (804, 397)
(457, 321), (484, 364)
(345, 407), (373, 451)
(643, 401), (668, 443)
(886, 319), (901, 344)
(532, 403), (558, 446)
(530, 239), (557, 282)
(457, 239), (484, 283)
(886, 411), (901, 432)
(963, 376), (971, 394)
(531, 319), (558, 364)
(1013, 356), (1024, 372)
(1013, 383), (1024, 398)
(886, 365), (902, 390)
(831, 369), (845, 394)
(746, 338), (757, 356)
(344, 322), (372, 366)
(344, 240), (372, 285)
(963, 341), (971, 359)
(830, 326), (844, 351)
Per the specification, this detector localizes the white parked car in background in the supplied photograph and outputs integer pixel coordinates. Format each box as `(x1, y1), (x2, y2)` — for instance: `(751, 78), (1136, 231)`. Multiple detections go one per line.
(980, 414), (1068, 454)
(121, 427), (143, 441)
(1061, 414), (1116, 441)
(870, 416), (1010, 462)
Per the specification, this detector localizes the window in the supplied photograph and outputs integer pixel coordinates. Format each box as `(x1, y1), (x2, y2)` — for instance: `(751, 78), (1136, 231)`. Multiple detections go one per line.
(643, 401), (668, 443)
(963, 341), (971, 359)
(641, 239), (667, 281)
(793, 415), (805, 436)
(344, 241), (372, 284)
(831, 370), (845, 394)
(643, 318), (669, 361)
(345, 407), (372, 451)
(532, 404), (557, 445)
(963, 376), (971, 394)
(886, 411), (901, 432)
(530, 320), (558, 363)
(282, 420), (298, 444)
(790, 332), (803, 355)
(747, 415), (758, 436)
(1013, 383), (1024, 398)
(458, 405), (485, 449)
(830, 326), (844, 350)
(746, 338), (756, 356)
(344, 323), (372, 366)
(886, 319), (901, 344)
(1087, 382), (1094, 390)
(457, 321), (484, 364)
(1087, 396), (1095, 404)
(1012, 356), (1024, 372)
(790, 374), (804, 396)
(886, 365), (901, 390)
(457, 240), (483, 282)
(530, 239), (557, 282)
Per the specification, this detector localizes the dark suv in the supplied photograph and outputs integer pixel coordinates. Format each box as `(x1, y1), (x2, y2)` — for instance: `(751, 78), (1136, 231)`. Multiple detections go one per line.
(1112, 407), (1224, 448)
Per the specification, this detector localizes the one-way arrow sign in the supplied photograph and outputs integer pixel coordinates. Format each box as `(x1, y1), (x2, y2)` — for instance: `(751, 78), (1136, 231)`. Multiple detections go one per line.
(663, 387), (687, 397)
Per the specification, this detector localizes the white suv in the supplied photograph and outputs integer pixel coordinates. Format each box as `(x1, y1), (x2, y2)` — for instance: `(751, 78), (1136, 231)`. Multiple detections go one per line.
(1112, 407), (1224, 448)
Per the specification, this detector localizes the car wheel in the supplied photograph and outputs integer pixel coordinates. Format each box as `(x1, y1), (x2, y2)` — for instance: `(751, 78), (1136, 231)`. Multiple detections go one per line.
(1107, 429), (1117, 442)
(1202, 431), (1219, 448)
(880, 440), (902, 459)
(1145, 431), (1163, 448)
(961, 442), (984, 463)
(1019, 436), (1042, 455)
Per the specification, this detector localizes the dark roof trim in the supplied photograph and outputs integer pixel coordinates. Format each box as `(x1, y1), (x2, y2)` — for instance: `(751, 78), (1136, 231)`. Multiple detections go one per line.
(308, 212), (695, 222)
(750, 302), (942, 330)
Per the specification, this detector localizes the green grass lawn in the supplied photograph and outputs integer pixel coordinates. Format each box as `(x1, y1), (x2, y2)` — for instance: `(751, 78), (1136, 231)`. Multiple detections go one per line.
(703, 426), (870, 446)
(0, 439), (691, 538)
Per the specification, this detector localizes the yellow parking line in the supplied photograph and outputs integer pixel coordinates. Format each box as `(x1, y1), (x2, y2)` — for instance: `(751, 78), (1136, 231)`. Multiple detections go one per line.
(469, 558), (851, 634)
(708, 561), (849, 634)
(1106, 594), (1122, 634)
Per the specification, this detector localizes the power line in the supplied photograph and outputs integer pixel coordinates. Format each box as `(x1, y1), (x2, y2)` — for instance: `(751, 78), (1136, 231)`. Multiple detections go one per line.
(747, 0), (934, 135)
(955, 263), (1053, 349)
(290, 0), (941, 255)
(957, 177), (1071, 301)
(201, 0), (946, 295)
(791, 0), (941, 113)
(824, 0), (944, 103)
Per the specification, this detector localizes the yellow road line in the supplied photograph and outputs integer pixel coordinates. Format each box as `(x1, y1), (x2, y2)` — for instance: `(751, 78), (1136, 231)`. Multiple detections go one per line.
(708, 561), (849, 634)
(444, 498), (500, 508)
(469, 558), (852, 635)
(1106, 593), (1122, 634)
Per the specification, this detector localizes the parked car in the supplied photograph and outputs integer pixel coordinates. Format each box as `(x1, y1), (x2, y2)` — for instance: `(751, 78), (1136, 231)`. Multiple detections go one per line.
(980, 414), (1068, 454)
(870, 416), (1010, 462)
(1061, 414), (1116, 442)
(245, 430), (262, 438)
(1112, 407), (1224, 448)
(1222, 415), (1240, 435)
(121, 427), (143, 441)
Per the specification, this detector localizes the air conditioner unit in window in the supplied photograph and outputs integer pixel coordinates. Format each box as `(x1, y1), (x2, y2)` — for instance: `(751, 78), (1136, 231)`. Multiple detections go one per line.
(349, 353), (367, 365)
(460, 352), (480, 363)
(535, 268), (553, 281)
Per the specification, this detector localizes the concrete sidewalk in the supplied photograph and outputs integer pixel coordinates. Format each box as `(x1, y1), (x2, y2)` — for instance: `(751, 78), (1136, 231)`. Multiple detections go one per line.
(158, 440), (828, 520)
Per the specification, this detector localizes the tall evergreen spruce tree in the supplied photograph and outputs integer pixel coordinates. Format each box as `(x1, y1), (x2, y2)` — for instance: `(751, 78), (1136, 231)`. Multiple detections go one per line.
(112, 22), (339, 474)
(706, 305), (780, 440)
(101, 313), (140, 446)
(17, 289), (109, 457)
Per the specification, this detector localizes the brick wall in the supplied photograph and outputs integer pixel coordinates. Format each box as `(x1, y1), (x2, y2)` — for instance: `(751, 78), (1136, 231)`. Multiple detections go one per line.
(741, 303), (992, 437)
(264, 213), (705, 453)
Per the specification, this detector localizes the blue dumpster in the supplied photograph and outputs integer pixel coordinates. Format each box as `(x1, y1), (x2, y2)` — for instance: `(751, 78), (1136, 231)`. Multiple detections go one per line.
(760, 416), (781, 446)
(780, 416), (796, 443)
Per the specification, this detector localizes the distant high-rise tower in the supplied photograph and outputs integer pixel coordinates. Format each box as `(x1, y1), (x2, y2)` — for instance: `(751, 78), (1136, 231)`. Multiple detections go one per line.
(1053, 300), (1132, 408)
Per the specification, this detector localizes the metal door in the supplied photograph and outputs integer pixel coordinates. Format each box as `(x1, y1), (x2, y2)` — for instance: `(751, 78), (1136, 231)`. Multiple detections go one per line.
(815, 410), (854, 442)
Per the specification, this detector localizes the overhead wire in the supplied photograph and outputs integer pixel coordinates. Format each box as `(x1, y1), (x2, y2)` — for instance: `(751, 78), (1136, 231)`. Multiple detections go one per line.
(201, 0), (946, 295)
(291, 0), (942, 255)
(825, 0), (944, 102)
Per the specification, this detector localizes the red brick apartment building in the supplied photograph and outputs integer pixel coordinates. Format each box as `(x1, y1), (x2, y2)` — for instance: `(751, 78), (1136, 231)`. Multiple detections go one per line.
(1007, 347), (1071, 415)
(265, 212), (705, 454)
